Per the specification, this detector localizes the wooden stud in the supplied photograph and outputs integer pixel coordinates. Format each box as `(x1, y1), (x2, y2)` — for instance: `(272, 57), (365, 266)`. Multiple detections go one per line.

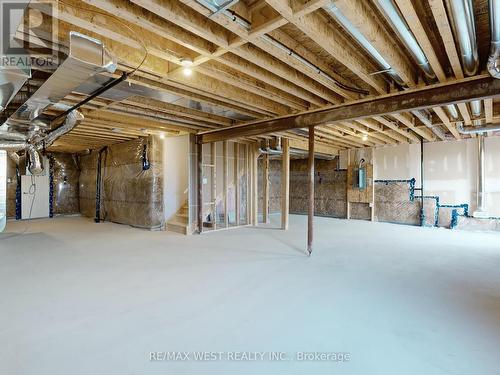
(223, 141), (229, 228)
(252, 145), (259, 226)
(263, 152), (270, 224)
(281, 138), (290, 230)
(234, 143), (240, 226)
(211, 142), (217, 230)
(346, 150), (351, 220)
(308, 126), (315, 255)
(245, 143), (250, 224)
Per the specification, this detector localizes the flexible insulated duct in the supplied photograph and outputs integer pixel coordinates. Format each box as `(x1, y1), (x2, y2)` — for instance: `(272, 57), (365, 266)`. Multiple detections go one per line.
(475, 135), (487, 215)
(43, 110), (83, 148)
(27, 144), (43, 175)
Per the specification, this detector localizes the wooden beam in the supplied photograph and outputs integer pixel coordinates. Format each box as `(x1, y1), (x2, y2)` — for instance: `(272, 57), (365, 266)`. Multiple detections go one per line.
(485, 98), (493, 123)
(263, 152), (270, 224)
(336, 0), (416, 87)
(197, 76), (500, 143)
(307, 126), (315, 255)
(390, 113), (435, 142)
(393, 0), (447, 82)
(281, 137), (290, 230)
(432, 106), (461, 140)
(135, 0), (340, 103)
(266, 0), (387, 94)
(234, 143), (240, 226)
(428, 0), (464, 79)
(288, 137), (339, 155)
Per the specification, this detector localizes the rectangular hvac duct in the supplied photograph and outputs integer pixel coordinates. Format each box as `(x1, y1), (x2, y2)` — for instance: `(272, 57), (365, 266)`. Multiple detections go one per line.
(1, 31), (116, 138)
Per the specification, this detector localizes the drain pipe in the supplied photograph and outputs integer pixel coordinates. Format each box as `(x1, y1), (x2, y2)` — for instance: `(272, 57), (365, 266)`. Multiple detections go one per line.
(474, 135), (487, 217)
(420, 137), (425, 226)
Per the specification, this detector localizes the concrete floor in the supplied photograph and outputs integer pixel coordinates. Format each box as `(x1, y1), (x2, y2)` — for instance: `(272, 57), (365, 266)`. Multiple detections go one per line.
(1, 215), (500, 375)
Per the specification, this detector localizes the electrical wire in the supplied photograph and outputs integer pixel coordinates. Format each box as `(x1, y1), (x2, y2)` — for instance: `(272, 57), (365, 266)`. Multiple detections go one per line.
(58, 0), (149, 75)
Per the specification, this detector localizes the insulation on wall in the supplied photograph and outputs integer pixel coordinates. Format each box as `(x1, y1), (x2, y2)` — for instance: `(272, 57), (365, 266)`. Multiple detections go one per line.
(79, 137), (164, 229)
(258, 158), (282, 214)
(289, 159), (347, 218)
(50, 153), (80, 215)
(374, 181), (420, 225)
(6, 155), (18, 219)
(374, 180), (442, 227)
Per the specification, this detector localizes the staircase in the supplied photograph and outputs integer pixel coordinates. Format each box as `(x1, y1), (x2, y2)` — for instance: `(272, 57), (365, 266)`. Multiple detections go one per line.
(167, 202), (190, 235)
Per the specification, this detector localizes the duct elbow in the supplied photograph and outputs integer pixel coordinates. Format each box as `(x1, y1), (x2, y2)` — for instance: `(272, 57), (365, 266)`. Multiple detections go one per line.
(457, 121), (500, 134)
(42, 110), (84, 148)
(27, 144), (44, 175)
(487, 42), (500, 79)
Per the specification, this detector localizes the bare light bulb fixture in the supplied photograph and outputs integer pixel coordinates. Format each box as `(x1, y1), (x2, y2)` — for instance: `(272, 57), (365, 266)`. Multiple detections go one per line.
(181, 58), (193, 77)
(362, 134), (369, 141)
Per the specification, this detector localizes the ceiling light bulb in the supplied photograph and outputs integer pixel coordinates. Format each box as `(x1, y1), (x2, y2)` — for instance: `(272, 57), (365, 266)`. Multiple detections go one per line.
(159, 133), (165, 139)
(180, 58), (193, 67)
(183, 67), (193, 77)
(362, 134), (368, 141)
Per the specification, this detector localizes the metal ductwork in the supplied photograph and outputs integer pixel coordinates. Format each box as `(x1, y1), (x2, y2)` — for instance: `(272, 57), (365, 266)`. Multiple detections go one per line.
(411, 109), (447, 140)
(375, 0), (436, 80)
(474, 135), (488, 217)
(327, 2), (448, 140)
(0, 1), (31, 112)
(0, 32), (116, 173)
(0, 142), (26, 151)
(1, 32), (116, 139)
(446, 0), (479, 76)
(27, 144), (43, 175)
(43, 110), (83, 148)
(324, 4), (405, 86)
(0, 67), (31, 113)
(456, 122), (500, 134)
(7, 151), (20, 165)
(488, 0), (500, 78)
(445, 0), (482, 119)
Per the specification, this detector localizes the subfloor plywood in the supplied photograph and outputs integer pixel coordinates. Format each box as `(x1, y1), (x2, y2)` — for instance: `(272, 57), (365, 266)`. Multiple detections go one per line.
(1, 216), (500, 374)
